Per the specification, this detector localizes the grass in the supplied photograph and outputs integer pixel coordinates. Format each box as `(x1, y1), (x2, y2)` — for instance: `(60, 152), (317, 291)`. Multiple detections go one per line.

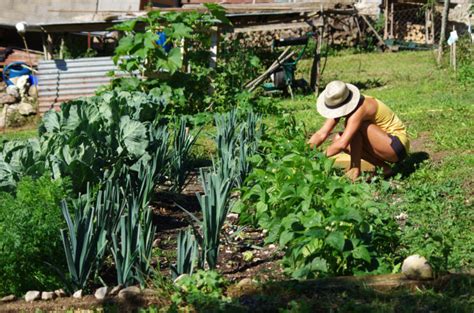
(276, 50), (473, 274)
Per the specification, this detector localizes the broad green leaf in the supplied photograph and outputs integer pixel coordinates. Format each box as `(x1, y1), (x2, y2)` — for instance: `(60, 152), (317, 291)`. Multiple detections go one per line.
(352, 245), (371, 263)
(157, 48), (182, 73)
(325, 231), (345, 252)
(119, 116), (148, 158)
(112, 19), (137, 32)
(42, 110), (61, 133)
(279, 230), (294, 247)
(114, 36), (134, 57)
(310, 257), (328, 272)
(167, 23), (193, 39)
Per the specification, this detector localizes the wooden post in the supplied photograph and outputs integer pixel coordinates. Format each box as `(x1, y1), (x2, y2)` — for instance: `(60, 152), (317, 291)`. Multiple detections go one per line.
(430, 9), (435, 44)
(425, 9), (430, 44)
(310, 26), (322, 92)
(452, 26), (456, 71)
(390, 2), (394, 39)
(42, 33), (54, 60)
(209, 27), (219, 69)
(437, 0), (450, 65)
(384, 0), (389, 40)
(41, 33), (51, 60)
(59, 35), (65, 59)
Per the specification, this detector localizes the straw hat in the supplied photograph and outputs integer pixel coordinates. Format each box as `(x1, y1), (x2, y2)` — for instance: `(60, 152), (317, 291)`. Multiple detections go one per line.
(316, 80), (361, 119)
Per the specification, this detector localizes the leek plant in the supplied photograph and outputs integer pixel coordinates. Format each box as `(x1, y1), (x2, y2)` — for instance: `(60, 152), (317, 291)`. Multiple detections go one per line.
(60, 196), (108, 291)
(111, 171), (157, 287)
(111, 198), (156, 287)
(170, 227), (199, 278)
(197, 163), (234, 269)
(168, 117), (200, 192)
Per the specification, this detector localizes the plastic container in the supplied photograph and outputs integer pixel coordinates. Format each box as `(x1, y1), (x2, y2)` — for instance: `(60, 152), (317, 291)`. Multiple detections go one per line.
(3, 62), (31, 86)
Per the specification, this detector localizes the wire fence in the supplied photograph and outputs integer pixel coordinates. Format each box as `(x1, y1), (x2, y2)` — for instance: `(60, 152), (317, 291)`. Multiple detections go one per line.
(385, 4), (441, 44)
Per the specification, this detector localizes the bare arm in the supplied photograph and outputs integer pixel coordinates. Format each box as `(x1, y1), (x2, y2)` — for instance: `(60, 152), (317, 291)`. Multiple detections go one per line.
(308, 118), (339, 148)
(326, 106), (367, 157)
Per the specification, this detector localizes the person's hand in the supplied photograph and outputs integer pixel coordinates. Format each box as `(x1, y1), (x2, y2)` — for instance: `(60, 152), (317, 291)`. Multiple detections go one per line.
(326, 140), (344, 157)
(307, 132), (326, 149)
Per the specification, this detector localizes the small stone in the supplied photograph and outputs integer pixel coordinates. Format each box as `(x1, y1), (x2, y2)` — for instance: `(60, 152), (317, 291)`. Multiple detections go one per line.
(227, 213), (239, 219)
(41, 291), (56, 300)
(173, 274), (189, 284)
(54, 288), (67, 298)
(0, 94), (17, 105)
(25, 291), (41, 302)
(118, 286), (141, 300)
(142, 288), (155, 296)
(72, 289), (83, 299)
(94, 286), (109, 300)
(28, 85), (38, 97)
(152, 238), (160, 247)
(0, 294), (16, 302)
(17, 102), (35, 116)
(402, 254), (433, 280)
(236, 278), (254, 289)
(6, 86), (19, 99)
(109, 285), (123, 296)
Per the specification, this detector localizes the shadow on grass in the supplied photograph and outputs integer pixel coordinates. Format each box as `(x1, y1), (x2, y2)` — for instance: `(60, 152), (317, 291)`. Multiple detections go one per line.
(227, 273), (473, 313)
(349, 78), (385, 90)
(394, 151), (430, 178)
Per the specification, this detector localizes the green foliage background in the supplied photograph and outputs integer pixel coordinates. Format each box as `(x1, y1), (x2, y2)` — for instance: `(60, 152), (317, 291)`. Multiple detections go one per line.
(0, 175), (70, 295)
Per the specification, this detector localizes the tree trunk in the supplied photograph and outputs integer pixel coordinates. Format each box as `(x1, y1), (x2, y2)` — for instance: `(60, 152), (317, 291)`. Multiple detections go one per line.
(437, 0), (450, 65)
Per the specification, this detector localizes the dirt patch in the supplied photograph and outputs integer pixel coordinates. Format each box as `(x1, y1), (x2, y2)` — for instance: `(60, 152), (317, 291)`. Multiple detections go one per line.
(0, 292), (169, 313)
(410, 131), (449, 164)
(152, 172), (285, 283)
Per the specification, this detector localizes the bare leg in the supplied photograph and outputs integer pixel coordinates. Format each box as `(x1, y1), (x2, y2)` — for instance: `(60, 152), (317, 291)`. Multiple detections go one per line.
(334, 122), (398, 179)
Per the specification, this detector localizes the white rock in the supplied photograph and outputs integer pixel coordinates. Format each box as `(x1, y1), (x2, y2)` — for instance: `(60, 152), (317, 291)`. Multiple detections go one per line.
(118, 286), (141, 300)
(173, 274), (189, 284)
(236, 278), (254, 289)
(72, 289), (83, 299)
(17, 102), (35, 116)
(402, 254), (433, 280)
(54, 288), (67, 298)
(0, 294), (16, 302)
(41, 291), (56, 300)
(6, 85), (19, 99)
(142, 288), (155, 296)
(109, 285), (123, 296)
(94, 286), (109, 300)
(24, 290), (41, 302)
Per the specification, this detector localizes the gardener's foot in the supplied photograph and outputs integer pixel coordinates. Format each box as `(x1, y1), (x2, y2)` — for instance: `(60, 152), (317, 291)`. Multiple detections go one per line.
(383, 167), (394, 178)
(345, 168), (361, 182)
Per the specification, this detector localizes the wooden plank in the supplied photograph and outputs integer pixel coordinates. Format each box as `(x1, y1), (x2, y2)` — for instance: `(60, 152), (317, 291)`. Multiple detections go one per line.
(360, 15), (387, 50)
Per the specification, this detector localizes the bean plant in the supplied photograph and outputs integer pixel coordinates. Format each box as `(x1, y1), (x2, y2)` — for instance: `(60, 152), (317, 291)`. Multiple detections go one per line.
(236, 118), (400, 278)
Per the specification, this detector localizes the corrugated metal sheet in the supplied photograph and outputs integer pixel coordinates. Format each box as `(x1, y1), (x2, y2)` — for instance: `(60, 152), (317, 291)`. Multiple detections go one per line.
(37, 57), (124, 113)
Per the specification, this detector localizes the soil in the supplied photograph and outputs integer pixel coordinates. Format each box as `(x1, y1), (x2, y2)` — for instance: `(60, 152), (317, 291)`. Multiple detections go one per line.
(0, 171), (285, 312)
(152, 171), (285, 283)
(409, 131), (448, 164)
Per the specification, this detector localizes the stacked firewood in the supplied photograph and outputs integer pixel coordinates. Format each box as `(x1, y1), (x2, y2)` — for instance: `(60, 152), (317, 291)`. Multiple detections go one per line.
(403, 23), (427, 43)
(223, 14), (361, 48)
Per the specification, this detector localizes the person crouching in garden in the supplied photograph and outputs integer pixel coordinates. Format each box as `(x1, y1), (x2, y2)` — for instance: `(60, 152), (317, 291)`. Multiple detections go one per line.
(308, 80), (409, 181)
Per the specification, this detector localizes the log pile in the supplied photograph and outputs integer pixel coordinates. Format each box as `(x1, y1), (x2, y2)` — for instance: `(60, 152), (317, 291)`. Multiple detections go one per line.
(223, 14), (361, 48)
(403, 23), (427, 43)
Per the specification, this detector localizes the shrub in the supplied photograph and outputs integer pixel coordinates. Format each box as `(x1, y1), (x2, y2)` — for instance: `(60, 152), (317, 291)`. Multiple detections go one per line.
(456, 35), (474, 85)
(0, 175), (70, 296)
